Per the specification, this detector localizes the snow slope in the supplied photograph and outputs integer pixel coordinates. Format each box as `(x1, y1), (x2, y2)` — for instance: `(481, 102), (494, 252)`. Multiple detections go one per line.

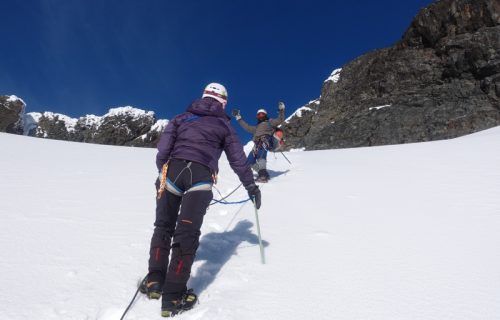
(1, 128), (500, 320)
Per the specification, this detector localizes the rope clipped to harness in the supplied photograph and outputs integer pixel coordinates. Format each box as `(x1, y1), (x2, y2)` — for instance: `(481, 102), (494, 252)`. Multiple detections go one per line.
(157, 162), (169, 199)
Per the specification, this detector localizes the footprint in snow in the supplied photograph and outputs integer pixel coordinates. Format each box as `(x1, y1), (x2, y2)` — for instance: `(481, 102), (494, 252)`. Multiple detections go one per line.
(96, 307), (124, 320)
(65, 270), (77, 278)
(55, 308), (68, 315)
(312, 231), (331, 237)
(182, 307), (209, 319)
(218, 210), (228, 216)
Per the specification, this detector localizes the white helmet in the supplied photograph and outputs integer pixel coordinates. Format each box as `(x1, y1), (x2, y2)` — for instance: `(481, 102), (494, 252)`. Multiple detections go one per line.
(202, 83), (228, 106)
(256, 109), (267, 115)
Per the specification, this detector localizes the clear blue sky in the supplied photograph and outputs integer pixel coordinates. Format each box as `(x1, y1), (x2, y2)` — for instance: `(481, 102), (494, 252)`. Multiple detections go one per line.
(0, 0), (432, 140)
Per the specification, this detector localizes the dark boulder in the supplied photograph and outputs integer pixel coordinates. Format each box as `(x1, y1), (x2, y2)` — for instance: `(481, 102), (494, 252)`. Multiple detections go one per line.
(0, 95), (25, 134)
(89, 107), (156, 146)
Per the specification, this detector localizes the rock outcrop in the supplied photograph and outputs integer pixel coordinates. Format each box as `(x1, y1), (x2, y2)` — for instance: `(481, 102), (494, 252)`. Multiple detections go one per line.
(0, 95), (25, 134)
(283, 0), (500, 150)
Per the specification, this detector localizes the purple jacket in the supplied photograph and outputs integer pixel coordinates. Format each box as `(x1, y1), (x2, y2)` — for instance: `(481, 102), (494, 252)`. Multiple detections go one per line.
(156, 97), (254, 187)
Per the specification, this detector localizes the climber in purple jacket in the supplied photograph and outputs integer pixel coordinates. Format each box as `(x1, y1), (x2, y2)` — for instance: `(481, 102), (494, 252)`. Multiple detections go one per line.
(142, 83), (261, 317)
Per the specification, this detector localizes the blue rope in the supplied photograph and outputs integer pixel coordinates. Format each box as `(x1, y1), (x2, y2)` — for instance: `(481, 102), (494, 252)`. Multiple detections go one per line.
(210, 197), (251, 205)
(209, 183), (249, 206)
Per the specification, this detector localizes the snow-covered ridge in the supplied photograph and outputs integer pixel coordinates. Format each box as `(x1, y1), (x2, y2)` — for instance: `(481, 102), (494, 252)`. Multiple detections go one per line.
(87, 106), (157, 129)
(81, 114), (102, 128)
(41, 112), (79, 132)
(20, 105), (168, 146)
(325, 68), (342, 83)
(285, 106), (313, 123)
(6, 95), (26, 106)
(24, 106), (161, 134)
(104, 106), (155, 118)
(285, 99), (319, 124)
(150, 119), (169, 132)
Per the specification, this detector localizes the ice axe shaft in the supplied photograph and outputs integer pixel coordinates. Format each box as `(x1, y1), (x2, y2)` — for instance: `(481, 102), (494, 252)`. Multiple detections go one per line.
(252, 198), (266, 264)
(280, 151), (292, 164)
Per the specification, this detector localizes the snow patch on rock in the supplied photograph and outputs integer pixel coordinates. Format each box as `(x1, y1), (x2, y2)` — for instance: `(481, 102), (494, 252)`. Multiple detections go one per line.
(23, 112), (42, 135)
(150, 119), (169, 132)
(369, 104), (392, 111)
(325, 68), (342, 83)
(6, 95), (26, 106)
(43, 112), (78, 132)
(81, 114), (103, 128)
(105, 106), (155, 118)
(285, 106), (314, 123)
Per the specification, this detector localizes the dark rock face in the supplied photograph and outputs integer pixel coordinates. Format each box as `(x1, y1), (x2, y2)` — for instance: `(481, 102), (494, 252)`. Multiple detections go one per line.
(34, 113), (75, 141)
(0, 96), (25, 134)
(283, 0), (500, 150)
(85, 109), (156, 146)
(129, 120), (168, 147)
(27, 108), (167, 147)
(400, 0), (500, 49)
(280, 100), (319, 149)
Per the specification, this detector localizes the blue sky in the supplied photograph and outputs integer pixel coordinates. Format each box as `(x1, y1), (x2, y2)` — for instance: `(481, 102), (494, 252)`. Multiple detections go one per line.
(0, 0), (432, 140)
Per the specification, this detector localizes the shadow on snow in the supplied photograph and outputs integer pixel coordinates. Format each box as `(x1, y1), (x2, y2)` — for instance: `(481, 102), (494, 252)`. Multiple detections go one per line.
(188, 220), (269, 295)
(267, 169), (289, 179)
(252, 169), (289, 180)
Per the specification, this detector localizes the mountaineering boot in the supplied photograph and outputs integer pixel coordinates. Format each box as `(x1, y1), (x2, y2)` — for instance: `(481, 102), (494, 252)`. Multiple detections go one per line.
(139, 272), (164, 299)
(161, 289), (198, 317)
(256, 169), (270, 183)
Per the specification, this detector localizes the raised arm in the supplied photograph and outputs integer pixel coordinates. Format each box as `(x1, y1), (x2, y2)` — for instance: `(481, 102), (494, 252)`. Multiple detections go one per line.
(232, 109), (256, 134)
(237, 118), (257, 134)
(270, 101), (285, 127)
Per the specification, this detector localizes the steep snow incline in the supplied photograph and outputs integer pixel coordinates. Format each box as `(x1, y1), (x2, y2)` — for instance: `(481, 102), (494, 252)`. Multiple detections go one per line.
(1, 127), (500, 320)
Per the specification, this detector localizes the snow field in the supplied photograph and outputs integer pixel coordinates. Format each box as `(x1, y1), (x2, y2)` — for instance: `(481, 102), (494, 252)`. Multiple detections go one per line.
(1, 127), (500, 319)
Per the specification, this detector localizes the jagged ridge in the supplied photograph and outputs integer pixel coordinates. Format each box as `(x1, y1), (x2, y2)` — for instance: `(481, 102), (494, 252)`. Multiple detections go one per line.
(0, 96), (168, 148)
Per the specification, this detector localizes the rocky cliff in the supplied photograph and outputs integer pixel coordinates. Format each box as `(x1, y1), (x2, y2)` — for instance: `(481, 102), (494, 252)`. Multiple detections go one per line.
(283, 0), (500, 150)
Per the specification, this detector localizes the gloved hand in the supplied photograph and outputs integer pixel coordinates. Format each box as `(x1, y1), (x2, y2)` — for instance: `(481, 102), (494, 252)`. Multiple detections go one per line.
(245, 183), (261, 209)
(232, 109), (242, 120)
(278, 101), (285, 111)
